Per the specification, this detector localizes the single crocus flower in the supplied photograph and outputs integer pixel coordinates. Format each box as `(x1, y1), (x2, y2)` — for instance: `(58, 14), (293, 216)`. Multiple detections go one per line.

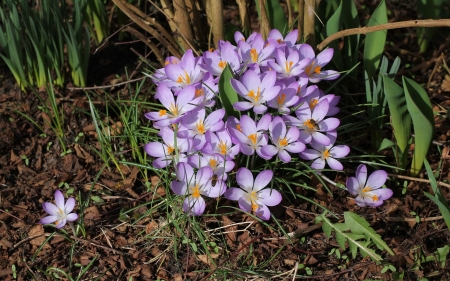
(188, 153), (234, 181)
(261, 116), (305, 163)
(346, 164), (393, 207)
(300, 131), (350, 170)
(202, 128), (240, 160)
(267, 81), (299, 115)
(201, 41), (241, 77)
(225, 167), (281, 220)
(299, 86), (340, 116)
(228, 114), (270, 158)
(298, 44), (340, 83)
(40, 190), (78, 229)
(268, 29), (298, 47)
(238, 33), (276, 66)
(267, 48), (309, 79)
(163, 49), (204, 91)
(172, 163), (226, 215)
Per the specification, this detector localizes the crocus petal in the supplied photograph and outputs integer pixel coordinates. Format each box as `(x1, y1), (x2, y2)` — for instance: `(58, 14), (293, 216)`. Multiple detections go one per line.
(310, 158), (326, 170)
(253, 104), (267, 114)
(238, 197), (252, 213)
(56, 219), (67, 229)
(311, 132), (330, 146)
(260, 145), (278, 158)
(355, 164), (368, 188)
(300, 149), (321, 160)
(346, 177), (360, 196)
(254, 170), (273, 191)
(65, 198), (76, 213)
(330, 145), (350, 158)
(153, 157), (171, 169)
(206, 181), (226, 197)
(311, 100), (329, 121)
(254, 204), (271, 220)
(42, 202), (58, 215)
(144, 142), (167, 158)
(319, 118), (340, 131)
(366, 170), (388, 189)
(40, 215), (58, 225)
(371, 188), (393, 200)
(171, 180), (187, 195)
(54, 190), (65, 210)
(236, 167), (254, 191)
(66, 213), (78, 222)
(316, 48), (334, 66)
(183, 197), (206, 215)
(234, 101), (254, 111)
(225, 187), (246, 201)
(326, 157), (343, 170)
(286, 141), (305, 153)
(258, 189), (282, 206)
(197, 167), (213, 187)
(278, 150), (292, 163)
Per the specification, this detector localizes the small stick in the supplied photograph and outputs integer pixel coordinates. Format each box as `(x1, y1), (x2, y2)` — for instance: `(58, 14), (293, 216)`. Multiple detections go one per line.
(0, 209), (23, 221)
(388, 173), (450, 189)
(318, 19), (450, 51)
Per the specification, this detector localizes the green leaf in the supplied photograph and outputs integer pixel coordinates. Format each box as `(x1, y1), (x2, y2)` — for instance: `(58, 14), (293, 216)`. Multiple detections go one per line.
(378, 138), (395, 151)
(417, 0), (443, 52)
(363, 0), (387, 79)
(344, 212), (395, 255)
(323, 0), (343, 69)
(218, 64), (240, 119)
(382, 75), (411, 168)
(402, 77), (434, 176)
(266, 0), (287, 32)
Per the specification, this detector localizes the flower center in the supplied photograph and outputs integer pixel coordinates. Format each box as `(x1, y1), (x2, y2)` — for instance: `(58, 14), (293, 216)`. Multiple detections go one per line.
(159, 109), (167, 117)
(314, 66), (321, 74)
(247, 87), (261, 103)
(323, 149), (330, 159)
(176, 70), (191, 84)
(218, 60), (227, 69)
(196, 120), (205, 134)
(209, 158), (217, 168)
(285, 61), (293, 73)
(248, 133), (257, 144)
(248, 191), (259, 211)
(303, 119), (319, 131)
(166, 145), (175, 155)
(277, 39), (283, 44)
(195, 89), (204, 97)
(361, 186), (379, 202)
(309, 99), (318, 109)
(218, 140), (228, 155)
(277, 93), (286, 107)
(278, 137), (288, 147)
(250, 48), (258, 63)
(169, 103), (179, 117)
(236, 124), (242, 132)
(190, 184), (201, 198)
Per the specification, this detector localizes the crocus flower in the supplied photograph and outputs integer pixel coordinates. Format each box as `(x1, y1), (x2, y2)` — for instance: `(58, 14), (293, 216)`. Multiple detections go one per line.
(261, 116), (305, 163)
(298, 44), (340, 83)
(299, 86), (340, 116)
(267, 81), (299, 115)
(346, 164), (393, 207)
(144, 85), (200, 129)
(201, 41), (241, 77)
(40, 190), (78, 229)
(172, 163), (226, 215)
(238, 33), (276, 66)
(225, 167), (281, 220)
(193, 72), (217, 108)
(231, 70), (280, 114)
(202, 128), (240, 160)
(162, 49), (204, 91)
(178, 108), (225, 150)
(300, 131), (350, 170)
(268, 48), (309, 79)
(144, 127), (191, 168)
(228, 114), (270, 158)
(188, 153), (234, 181)
(284, 99), (339, 145)
(268, 29), (298, 47)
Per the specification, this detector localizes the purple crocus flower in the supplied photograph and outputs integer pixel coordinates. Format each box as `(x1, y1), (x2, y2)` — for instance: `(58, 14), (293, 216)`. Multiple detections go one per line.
(299, 86), (340, 116)
(267, 81), (299, 115)
(144, 127), (191, 168)
(193, 72), (217, 108)
(268, 48), (309, 79)
(144, 85), (200, 129)
(238, 33), (276, 66)
(172, 163), (226, 215)
(346, 164), (393, 207)
(284, 99), (340, 145)
(228, 114), (271, 158)
(298, 44), (340, 83)
(231, 70), (280, 114)
(225, 167), (281, 220)
(178, 108), (225, 150)
(188, 153), (234, 181)
(300, 131), (350, 170)
(202, 128), (240, 160)
(261, 116), (305, 163)
(40, 190), (78, 229)
(162, 49), (204, 91)
(234, 31), (258, 45)
(268, 29), (298, 47)
(201, 41), (241, 77)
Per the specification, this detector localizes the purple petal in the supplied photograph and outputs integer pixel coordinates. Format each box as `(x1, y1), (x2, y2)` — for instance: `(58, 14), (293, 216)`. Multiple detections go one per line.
(145, 142), (167, 158)
(236, 167), (254, 191)
(176, 85), (196, 107)
(330, 145), (350, 158)
(278, 150), (292, 163)
(177, 162), (194, 183)
(56, 219), (67, 229)
(65, 198), (76, 213)
(206, 180), (227, 197)
(225, 187), (246, 201)
(260, 71), (276, 90)
(356, 164), (368, 188)
(326, 157), (343, 170)
(153, 157), (171, 169)
(197, 167), (213, 187)
(171, 180), (187, 195)
(319, 118), (340, 131)
(311, 100), (329, 121)
(238, 197), (252, 213)
(253, 170), (273, 191)
(40, 215), (58, 225)
(239, 115), (257, 136)
(253, 104), (267, 114)
(183, 197), (206, 215)
(241, 70), (260, 90)
(311, 132), (330, 146)
(372, 188), (393, 200)
(366, 170), (388, 189)
(310, 158), (326, 170)
(231, 79), (249, 97)
(54, 190), (65, 210)
(285, 141), (305, 153)
(254, 204), (271, 220)
(316, 48), (334, 66)
(42, 202), (58, 215)
(260, 145), (278, 158)
(258, 189), (282, 206)
(157, 85), (175, 110)
(234, 101), (254, 111)
(300, 149), (321, 160)
(346, 177), (360, 196)
(66, 213), (78, 222)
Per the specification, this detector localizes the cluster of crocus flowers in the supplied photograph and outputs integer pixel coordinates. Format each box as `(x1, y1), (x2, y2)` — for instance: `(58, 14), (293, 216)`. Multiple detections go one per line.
(143, 29), (391, 220)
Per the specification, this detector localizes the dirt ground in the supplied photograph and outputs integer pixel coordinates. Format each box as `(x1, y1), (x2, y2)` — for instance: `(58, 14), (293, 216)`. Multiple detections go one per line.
(1, 1), (450, 280)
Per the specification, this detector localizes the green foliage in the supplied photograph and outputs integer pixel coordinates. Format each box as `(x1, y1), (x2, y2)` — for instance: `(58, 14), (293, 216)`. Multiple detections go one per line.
(254, 0), (287, 32)
(417, 0), (443, 52)
(363, 0), (387, 80)
(84, 0), (109, 45)
(403, 77), (434, 176)
(218, 64), (240, 119)
(423, 160), (450, 229)
(316, 212), (394, 261)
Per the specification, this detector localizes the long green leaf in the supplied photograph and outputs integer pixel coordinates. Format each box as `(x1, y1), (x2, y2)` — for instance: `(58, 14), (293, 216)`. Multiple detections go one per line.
(323, 0), (343, 69)
(266, 0), (287, 32)
(423, 160), (450, 229)
(403, 76), (434, 176)
(218, 65), (240, 119)
(363, 0), (387, 79)
(382, 75), (411, 168)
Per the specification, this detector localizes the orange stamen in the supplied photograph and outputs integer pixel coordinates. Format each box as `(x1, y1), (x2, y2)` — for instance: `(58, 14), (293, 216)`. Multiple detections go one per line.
(248, 133), (257, 144)
(250, 48), (258, 63)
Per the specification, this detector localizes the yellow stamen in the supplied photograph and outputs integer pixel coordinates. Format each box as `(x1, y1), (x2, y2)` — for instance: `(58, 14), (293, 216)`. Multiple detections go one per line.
(165, 61), (170, 65)
(278, 138), (288, 147)
(314, 66), (321, 74)
(218, 140), (227, 155)
(209, 48), (215, 52)
(277, 39), (283, 44)
(236, 124), (242, 132)
(251, 202), (258, 211)
(55, 220), (59, 225)
(196, 121), (205, 134)
(372, 195), (379, 202)
(195, 89), (204, 97)
(249, 191), (259, 211)
(277, 93), (286, 106)
(218, 60), (227, 69)
(190, 185), (201, 198)
(247, 87), (261, 103)
(305, 62), (314, 75)
(250, 48), (258, 63)
(169, 103), (178, 116)
(303, 119), (316, 131)
(362, 186), (373, 193)
(167, 145), (175, 155)
(177, 70), (191, 84)
(309, 99), (318, 109)
(209, 159), (217, 168)
(248, 133), (257, 144)
(323, 149), (330, 158)
(285, 61), (293, 73)
(159, 109), (167, 117)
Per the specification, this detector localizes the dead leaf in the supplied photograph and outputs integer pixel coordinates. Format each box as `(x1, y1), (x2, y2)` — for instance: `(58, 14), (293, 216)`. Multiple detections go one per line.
(441, 74), (450, 92)
(197, 254), (219, 266)
(28, 225), (50, 249)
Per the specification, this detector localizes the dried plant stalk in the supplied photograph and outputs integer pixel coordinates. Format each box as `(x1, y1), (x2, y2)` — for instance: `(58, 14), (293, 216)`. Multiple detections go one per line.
(160, 0), (177, 32)
(172, 0), (194, 50)
(286, 0), (293, 29)
(303, 0), (315, 47)
(236, 0), (250, 33)
(185, 0), (208, 48)
(112, 0), (182, 58)
(123, 26), (165, 66)
(207, 0), (224, 48)
(258, 0), (270, 40)
(297, 0), (304, 40)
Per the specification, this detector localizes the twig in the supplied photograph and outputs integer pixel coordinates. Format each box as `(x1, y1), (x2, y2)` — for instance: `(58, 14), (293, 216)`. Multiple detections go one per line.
(67, 235), (127, 255)
(388, 173), (450, 189)
(67, 77), (146, 91)
(385, 216), (444, 222)
(318, 19), (450, 51)
(0, 208), (23, 221)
